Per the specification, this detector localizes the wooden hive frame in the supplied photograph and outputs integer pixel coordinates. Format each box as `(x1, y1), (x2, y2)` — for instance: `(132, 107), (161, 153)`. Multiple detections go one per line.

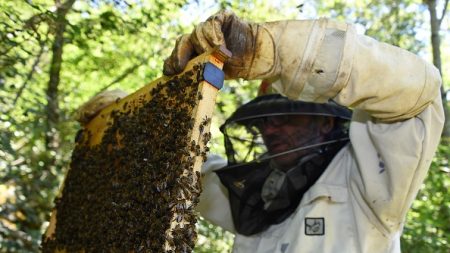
(42, 46), (231, 253)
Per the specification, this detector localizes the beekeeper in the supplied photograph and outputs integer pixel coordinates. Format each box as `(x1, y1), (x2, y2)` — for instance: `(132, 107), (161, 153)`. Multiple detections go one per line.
(163, 10), (444, 253)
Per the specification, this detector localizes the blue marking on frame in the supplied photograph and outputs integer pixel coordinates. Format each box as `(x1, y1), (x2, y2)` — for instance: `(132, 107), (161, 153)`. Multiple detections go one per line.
(203, 62), (225, 90)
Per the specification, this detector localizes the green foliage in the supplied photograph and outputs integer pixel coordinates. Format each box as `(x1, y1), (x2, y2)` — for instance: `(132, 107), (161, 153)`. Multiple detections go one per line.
(195, 217), (234, 253)
(401, 141), (450, 252)
(0, 1), (61, 252)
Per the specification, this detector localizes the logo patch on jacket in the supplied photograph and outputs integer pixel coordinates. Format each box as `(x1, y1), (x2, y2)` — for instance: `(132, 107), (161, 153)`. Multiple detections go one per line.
(305, 217), (325, 235)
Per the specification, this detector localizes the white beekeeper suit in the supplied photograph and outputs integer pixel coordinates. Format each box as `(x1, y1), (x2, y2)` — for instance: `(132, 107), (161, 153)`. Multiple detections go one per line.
(195, 17), (445, 253)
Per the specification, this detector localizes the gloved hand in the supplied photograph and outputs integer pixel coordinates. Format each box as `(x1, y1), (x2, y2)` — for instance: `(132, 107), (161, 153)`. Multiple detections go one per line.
(163, 10), (351, 101)
(75, 89), (128, 125)
(163, 10), (280, 80)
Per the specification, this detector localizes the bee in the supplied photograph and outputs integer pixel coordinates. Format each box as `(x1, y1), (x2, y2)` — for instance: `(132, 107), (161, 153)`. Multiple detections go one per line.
(194, 145), (201, 156)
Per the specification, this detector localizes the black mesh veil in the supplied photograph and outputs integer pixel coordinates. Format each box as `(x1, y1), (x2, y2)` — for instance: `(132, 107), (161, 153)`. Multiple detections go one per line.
(219, 94), (352, 166)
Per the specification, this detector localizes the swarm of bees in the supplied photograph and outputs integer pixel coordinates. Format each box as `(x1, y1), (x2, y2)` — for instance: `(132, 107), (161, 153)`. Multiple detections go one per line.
(42, 64), (209, 253)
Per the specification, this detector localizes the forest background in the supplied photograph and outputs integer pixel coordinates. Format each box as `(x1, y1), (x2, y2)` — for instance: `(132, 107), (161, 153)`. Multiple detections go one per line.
(0, 0), (449, 252)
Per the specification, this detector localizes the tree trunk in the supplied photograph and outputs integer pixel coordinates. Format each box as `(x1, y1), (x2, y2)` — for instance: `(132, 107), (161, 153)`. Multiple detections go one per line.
(45, 0), (76, 153)
(425, 0), (450, 137)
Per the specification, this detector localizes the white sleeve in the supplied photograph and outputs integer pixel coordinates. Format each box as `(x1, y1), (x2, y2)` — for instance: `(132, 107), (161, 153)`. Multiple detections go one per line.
(348, 94), (444, 234)
(273, 18), (442, 122)
(273, 18), (445, 234)
(196, 154), (236, 233)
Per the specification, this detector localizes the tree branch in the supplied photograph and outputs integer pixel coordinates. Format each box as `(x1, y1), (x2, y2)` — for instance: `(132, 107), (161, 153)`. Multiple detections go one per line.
(438, 0), (449, 27)
(45, 0), (76, 150)
(425, 0), (450, 137)
(56, 0), (77, 16)
(0, 8), (51, 56)
(97, 54), (154, 93)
